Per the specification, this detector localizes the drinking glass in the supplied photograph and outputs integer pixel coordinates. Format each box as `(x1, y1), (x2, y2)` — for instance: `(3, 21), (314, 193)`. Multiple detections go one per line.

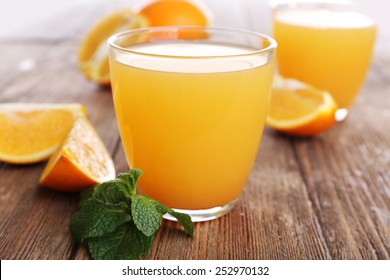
(108, 27), (277, 221)
(273, 1), (376, 119)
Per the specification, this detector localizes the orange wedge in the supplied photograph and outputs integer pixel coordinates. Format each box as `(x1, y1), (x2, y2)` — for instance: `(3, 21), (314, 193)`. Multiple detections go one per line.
(0, 103), (86, 164)
(266, 76), (338, 136)
(78, 9), (147, 86)
(39, 117), (115, 192)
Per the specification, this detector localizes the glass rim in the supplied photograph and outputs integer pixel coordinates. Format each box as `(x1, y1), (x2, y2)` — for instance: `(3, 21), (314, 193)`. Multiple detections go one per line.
(107, 26), (277, 60)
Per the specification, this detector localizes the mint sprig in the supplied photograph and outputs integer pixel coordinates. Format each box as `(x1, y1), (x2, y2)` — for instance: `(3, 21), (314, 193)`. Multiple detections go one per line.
(69, 169), (194, 260)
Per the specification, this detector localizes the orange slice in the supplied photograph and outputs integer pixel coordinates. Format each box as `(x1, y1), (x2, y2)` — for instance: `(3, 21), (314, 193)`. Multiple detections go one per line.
(138, 0), (209, 27)
(0, 103), (86, 164)
(266, 76), (338, 136)
(78, 9), (147, 86)
(39, 117), (115, 192)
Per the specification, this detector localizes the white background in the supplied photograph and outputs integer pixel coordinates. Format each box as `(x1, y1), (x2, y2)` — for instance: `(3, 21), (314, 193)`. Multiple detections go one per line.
(2, 260), (390, 280)
(0, 0), (389, 43)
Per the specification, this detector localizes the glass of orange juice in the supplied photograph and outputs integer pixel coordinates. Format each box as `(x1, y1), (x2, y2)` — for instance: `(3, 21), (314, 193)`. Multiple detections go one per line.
(108, 27), (277, 221)
(273, 1), (376, 118)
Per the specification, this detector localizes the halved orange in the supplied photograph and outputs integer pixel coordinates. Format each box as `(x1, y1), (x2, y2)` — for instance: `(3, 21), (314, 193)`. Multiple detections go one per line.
(78, 9), (147, 86)
(138, 0), (209, 27)
(266, 76), (338, 136)
(0, 103), (86, 164)
(39, 117), (115, 192)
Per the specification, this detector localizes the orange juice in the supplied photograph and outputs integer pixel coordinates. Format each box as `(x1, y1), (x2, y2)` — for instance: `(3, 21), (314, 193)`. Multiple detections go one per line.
(110, 41), (275, 211)
(274, 5), (376, 108)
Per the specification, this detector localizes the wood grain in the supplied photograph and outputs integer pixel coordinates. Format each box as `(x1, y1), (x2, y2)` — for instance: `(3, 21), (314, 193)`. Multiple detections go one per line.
(0, 0), (389, 260)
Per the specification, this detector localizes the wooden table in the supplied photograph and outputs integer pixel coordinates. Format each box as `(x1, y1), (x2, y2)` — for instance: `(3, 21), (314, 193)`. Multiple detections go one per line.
(0, 0), (389, 260)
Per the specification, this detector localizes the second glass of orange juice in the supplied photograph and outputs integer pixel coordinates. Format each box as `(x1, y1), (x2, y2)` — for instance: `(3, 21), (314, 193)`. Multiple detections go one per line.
(108, 27), (277, 221)
(273, 1), (376, 115)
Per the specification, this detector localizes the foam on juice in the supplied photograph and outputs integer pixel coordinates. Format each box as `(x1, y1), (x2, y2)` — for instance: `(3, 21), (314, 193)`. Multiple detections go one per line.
(116, 42), (268, 73)
(275, 7), (375, 29)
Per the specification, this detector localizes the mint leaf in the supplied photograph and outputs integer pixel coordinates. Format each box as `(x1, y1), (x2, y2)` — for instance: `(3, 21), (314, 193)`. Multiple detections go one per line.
(154, 203), (194, 237)
(131, 195), (163, 236)
(166, 210), (194, 237)
(69, 169), (195, 260)
(70, 197), (131, 243)
(92, 168), (143, 204)
(117, 169), (143, 195)
(88, 222), (153, 260)
(93, 180), (130, 204)
(79, 186), (94, 208)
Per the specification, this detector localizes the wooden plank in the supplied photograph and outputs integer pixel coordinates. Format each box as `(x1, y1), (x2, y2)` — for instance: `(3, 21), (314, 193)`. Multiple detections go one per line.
(291, 59), (390, 259)
(0, 163), (79, 259)
(1, 0), (389, 260)
(0, 43), (53, 89)
(0, 41), (120, 259)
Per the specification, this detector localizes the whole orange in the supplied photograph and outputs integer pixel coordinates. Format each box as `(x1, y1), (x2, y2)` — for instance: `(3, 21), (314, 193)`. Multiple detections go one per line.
(138, 0), (209, 27)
